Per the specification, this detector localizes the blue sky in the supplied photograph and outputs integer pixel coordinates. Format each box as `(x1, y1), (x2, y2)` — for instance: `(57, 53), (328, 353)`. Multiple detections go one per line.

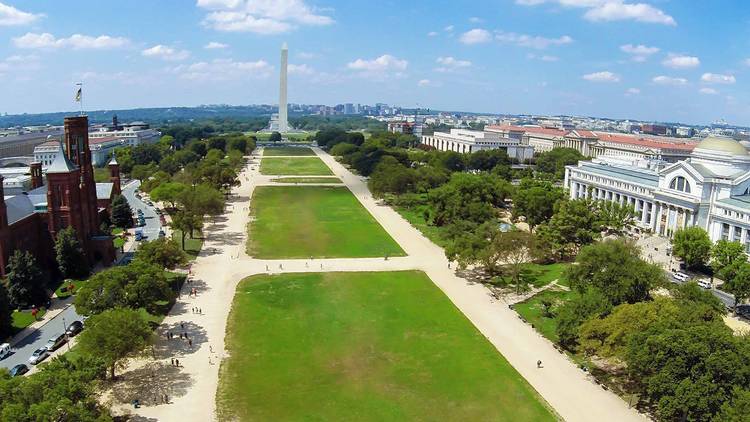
(1, 1), (750, 125)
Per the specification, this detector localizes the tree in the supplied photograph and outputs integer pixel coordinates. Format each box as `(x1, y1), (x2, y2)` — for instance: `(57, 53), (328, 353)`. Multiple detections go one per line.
(512, 179), (565, 231)
(724, 262), (750, 308)
(711, 239), (746, 279)
(5, 250), (45, 308)
(535, 198), (602, 259)
(130, 163), (157, 182)
(368, 159), (418, 196)
(77, 308), (152, 379)
(566, 239), (664, 306)
(673, 226), (712, 269)
(535, 147), (584, 179)
(135, 238), (188, 270)
(493, 230), (537, 293)
(556, 288), (611, 349)
(149, 182), (188, 209)
(427, 172), (513, 226)
(110, 194), (133, 228)
(269, 131), (282, 143)
(329, 142), (358, 156)
(54, 227), (90, 279)
(715, 388), (750, 422)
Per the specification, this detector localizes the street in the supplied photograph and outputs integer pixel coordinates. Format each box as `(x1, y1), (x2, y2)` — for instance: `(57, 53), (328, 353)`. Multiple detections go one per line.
(122, 180), (162, 243)
(0, 304), (82, 371)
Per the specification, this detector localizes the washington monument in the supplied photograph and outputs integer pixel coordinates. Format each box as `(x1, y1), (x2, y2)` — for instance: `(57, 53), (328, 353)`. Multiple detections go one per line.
(278, 42), (289, 133)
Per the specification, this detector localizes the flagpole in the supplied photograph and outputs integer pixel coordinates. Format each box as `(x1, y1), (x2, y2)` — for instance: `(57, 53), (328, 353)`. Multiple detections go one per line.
(76, 82), (84, 116)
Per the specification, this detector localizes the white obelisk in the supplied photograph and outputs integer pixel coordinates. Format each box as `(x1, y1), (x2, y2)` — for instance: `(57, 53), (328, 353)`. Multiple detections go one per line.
(279, 42), (289, 133)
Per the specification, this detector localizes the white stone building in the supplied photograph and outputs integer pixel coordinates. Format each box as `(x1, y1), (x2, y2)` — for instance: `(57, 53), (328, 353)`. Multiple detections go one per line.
(35, 136), (127, 167)
(421, 129), (534, 162)
(88, 126), (160, 147)
(565, 136), (750, 248)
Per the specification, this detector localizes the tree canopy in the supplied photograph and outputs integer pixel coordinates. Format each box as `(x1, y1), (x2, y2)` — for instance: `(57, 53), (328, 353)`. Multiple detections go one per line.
(54, 227), (90, 279)
(672, 226), (712, 269)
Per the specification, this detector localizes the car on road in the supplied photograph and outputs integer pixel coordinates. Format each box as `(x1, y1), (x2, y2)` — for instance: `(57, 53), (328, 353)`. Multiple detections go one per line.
(135, 229), (144, 241)
(736, 305), (750, 319)
(146, 201), (154, 206)
(9, 364), (28, 377)
(697, 278), (712, 289)
(45, 333), (66, 351)
(28, 347), (49, 365)
(0, 343), (10, 360)
(672, 272), (690, 282)
(66, 320), (84, 336)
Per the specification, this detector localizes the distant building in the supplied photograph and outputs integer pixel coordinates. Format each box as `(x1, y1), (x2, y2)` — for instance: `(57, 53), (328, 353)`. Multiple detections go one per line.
(0, 127), (64, 158)
(642, 124), (668, 136)
(34, 136), (127, 167)
(421, 129), (534, 162)
(88, 119), (160, 147)
(388, 121), (414, 134)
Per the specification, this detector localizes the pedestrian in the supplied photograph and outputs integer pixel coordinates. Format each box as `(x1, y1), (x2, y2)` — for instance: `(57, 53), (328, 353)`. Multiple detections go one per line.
(537, 360), (542, 368)
(171, 358), (175, 366)
(188, 338), (193, 347)
(209, 345), (214, 353)
(180, 322), (184, 330)
(265, 265), (269, 271)
(209, 356), (213, 365)
(320, 264), (323, 270)
(175, 359), (180, 367)
(164, 394), (169, 404)
(448, 262), (451, 269)
(199, 308), (202, 314)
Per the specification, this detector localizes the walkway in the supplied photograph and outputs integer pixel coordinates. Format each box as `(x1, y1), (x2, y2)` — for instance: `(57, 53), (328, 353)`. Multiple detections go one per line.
(112, 147), (647, 421)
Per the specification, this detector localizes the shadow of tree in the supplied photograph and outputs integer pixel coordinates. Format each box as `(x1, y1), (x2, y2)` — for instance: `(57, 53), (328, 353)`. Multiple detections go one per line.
(108, 361), (193, 407)
(154, 320), (209, 358)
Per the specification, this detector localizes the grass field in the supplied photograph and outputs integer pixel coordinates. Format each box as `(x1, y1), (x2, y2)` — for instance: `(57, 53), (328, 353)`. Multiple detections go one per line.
(216, 271), (555, 421)
(494, 263), (571, 288)
(263, 146), (315, 156)
(251, 132), (314, 142)
(247, 186), (404, 258)
(260, 157), (333, 175)
(271, 177), (342, 184)
(171, 229), (203, 260)
(12, 308), (47, 334)
(514, 288), (575, 343)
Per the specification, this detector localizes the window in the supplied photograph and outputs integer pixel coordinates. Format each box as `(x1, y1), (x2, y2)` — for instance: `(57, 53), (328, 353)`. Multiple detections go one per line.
(735, 226), (743, 241)
(669, 176), (691, 193)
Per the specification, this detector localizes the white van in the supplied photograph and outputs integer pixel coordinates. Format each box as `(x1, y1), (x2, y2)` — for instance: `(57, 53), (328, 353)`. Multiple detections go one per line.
(697, 278), (712, 289)
(672, 272), (690, 282)
(0, 343), (10, 360)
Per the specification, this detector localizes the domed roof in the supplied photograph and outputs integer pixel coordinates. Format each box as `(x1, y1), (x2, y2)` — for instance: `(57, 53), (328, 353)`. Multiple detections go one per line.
(696, 136), (748, 156)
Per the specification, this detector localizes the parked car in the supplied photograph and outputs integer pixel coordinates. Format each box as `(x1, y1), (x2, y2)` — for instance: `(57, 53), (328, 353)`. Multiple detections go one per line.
(736, 305), (750, 319)
(9, 364), (28, 377)
(45, 333), (66, 351)
(66, 320), (84, 336)
(0, 343), (10, 360)
(672, 272), (690, 282)
(158, 229), (166, 238)
(697, 278), (712, 289)
(28, 347), (49, 365)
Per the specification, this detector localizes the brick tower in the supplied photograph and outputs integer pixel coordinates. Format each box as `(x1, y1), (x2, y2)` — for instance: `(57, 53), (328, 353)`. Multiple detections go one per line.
(45, 138), (86, 242)
(63, 116), (99, 238)
(108, 154), (121, 196)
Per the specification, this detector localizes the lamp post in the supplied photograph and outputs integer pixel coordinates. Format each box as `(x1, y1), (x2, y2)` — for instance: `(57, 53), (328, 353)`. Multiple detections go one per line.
(62, 317), (71, 351)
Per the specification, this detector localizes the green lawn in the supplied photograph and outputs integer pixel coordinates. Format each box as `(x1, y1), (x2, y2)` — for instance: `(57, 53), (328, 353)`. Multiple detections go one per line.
(54, 279), (86, 299)
(260, 157), (333, 176)
(12, 309), (47, 334)
(395, 203), (450, 248)
(171, 229), (203, 260)
(263, 146), (315, 156)
(247, 186), (403, 258)
(514, 288), (575, 343)
(495, 263), (571, 288)
(252, 131), (314, 142)
(271, 177), (342, 184)
(217, 271), (555, 421)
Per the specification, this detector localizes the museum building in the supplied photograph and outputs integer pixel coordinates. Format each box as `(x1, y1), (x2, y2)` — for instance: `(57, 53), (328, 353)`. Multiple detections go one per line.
(564, 136), (750, 249)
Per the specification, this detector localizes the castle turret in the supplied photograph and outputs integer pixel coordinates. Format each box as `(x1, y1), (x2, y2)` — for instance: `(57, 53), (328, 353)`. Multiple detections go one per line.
(30, 161), (43, 189)
(108, 154), (121, 196)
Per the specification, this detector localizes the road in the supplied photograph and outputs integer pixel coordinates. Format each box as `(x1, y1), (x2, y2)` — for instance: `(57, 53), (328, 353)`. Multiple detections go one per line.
(122, 180), (162, 243)
(0, 304), (81, 371)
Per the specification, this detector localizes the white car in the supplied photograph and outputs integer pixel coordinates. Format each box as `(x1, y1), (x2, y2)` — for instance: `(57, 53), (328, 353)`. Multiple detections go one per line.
(0, 343), (10, 360)
(672, 272), (690, 282)
(28, 347), (49, 365)
(697, 279), (712, 289)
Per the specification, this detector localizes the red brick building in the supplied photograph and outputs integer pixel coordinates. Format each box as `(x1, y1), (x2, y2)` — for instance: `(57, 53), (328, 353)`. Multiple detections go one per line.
(0, 115), (120, 276)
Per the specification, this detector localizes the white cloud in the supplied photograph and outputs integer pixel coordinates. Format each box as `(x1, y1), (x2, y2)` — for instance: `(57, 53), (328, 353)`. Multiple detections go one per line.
(620, 43), (658, 62)
(625, 87), (640, 95)
(205, 41), (228, 49)
(582, 71), (619, 82)
(469, 17), (483, 23)
(142, 45), (191, 61)
(347, 54), (407, 71)
(417, 79), (432, 87)
(427, 31), (438, 37)
(297, 51), (317, 59)
(495, 31), (573, 49)
(444, 25), (454, 32)
(13, 32), (130, 50)
(0, 54), (40, 72)
(662, 54), (700, 69)
(172, 58), (273, 81)
(288, 63), (313, 75)
(0, 2), (42, 26)
(434, 56), (472, 72)
(347, 54), (407, 80)
(701, 73), (735, 85)
(516, 0), (676, 25)
(652, 75), (687, 86)
(197, 0), (333, 34)
(527, 53), (559, 62)
(459, 28), (492, 44)
(699, 87), (718, 95)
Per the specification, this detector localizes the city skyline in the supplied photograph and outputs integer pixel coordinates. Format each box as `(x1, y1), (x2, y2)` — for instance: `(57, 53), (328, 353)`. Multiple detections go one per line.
(0, 1), (750, 125)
